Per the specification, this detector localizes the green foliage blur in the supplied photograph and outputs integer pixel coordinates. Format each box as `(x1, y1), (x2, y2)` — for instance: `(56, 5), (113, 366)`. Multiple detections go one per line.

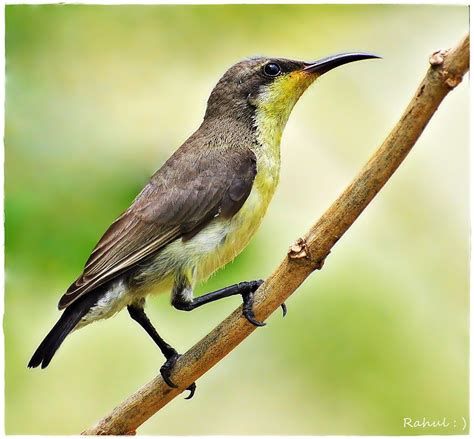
(5, 4), (469, 435)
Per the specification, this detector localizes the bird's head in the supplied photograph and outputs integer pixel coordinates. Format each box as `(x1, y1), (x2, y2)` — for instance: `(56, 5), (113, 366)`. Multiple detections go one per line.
(205, 52), (380, 140)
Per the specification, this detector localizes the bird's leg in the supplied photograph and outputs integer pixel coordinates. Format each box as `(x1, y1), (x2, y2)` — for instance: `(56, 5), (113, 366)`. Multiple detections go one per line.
(172, 277), (287, 327)
(127, 302), (196, 399)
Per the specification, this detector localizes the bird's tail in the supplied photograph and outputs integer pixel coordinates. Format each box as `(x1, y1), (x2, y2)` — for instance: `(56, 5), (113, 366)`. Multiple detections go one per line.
(28, 292), (99, 369)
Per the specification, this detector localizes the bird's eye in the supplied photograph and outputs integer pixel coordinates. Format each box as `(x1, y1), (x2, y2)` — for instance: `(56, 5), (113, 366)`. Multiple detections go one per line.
(263, 63), (282, 77)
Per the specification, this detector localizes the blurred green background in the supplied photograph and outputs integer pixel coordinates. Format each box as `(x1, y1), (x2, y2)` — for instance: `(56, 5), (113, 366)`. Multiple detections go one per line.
(5, 4), (469, 435)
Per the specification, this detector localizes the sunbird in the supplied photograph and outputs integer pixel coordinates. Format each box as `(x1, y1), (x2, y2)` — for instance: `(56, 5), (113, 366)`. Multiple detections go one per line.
(28, 52), (379, 398)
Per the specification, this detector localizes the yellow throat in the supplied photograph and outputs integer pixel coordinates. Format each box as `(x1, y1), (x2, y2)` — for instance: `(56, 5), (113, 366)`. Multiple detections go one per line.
(252, 71), (317, 194)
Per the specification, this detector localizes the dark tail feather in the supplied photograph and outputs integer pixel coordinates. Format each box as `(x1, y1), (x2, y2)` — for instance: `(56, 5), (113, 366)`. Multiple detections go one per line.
(28, 293), (98, 369)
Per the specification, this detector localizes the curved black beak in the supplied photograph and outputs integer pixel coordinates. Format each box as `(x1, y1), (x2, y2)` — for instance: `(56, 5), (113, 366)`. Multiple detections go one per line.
(304, 52), (381, 75)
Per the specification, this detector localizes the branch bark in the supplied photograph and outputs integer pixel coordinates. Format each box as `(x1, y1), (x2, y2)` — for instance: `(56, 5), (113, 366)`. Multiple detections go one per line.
(83, 33), (469, 435)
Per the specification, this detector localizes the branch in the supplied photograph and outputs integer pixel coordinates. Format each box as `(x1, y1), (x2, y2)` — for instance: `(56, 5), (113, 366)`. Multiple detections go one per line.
(83, 33), (469, 435)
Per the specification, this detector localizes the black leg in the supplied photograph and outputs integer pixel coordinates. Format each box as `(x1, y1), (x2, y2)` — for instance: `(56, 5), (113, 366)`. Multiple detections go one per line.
(127, 304), (196, 399)
(172, 279), (287, 326)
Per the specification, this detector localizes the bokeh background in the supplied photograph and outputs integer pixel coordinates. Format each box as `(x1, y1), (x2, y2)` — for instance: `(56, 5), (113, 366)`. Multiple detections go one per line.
(5, 4), (469, 435)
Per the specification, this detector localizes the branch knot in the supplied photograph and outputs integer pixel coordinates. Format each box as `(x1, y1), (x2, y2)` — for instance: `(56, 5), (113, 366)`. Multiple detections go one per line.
(429, 47), (464, 89)
(429, 48), (450, 66)
(288, 237), (328, 270)
(288, 237), (309, 259)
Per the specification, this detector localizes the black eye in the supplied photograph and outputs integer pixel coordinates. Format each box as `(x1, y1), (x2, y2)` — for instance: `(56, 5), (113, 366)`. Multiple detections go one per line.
(263, 62), (281, 77)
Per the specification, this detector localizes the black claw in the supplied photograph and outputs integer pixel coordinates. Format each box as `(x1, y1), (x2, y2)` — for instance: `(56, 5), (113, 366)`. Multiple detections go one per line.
(160, 353), (197, 399)
(281, 302), (288, 317)
(242, 287), (266, 327)
(185, 382), (197, 400)
(160, 353), (179, 388)
(244, 310), (267, 327)
(161, 370), (178, 388)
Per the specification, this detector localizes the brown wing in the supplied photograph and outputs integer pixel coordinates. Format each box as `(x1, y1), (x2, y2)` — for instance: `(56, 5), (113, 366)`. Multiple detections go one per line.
(58, 145), (257, 309)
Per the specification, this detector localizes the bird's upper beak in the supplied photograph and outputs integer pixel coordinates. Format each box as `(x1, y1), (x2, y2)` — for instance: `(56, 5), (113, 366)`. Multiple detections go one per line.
(303, 52), (381, 75)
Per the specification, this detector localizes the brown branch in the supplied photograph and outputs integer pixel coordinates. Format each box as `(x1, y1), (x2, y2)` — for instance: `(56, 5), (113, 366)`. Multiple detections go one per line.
(83, 33), (469, 435)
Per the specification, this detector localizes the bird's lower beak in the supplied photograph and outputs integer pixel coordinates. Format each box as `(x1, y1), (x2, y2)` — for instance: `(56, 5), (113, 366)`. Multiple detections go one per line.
(303, 52), (381, 76)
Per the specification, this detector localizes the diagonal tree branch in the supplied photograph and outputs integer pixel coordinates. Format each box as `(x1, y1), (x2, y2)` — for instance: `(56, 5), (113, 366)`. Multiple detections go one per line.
(82, 33), (469, 435)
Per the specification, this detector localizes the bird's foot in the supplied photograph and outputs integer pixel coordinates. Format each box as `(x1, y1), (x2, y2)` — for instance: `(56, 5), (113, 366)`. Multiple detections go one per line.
(160, 352), (197, 399)
(241, 280), (287, 326)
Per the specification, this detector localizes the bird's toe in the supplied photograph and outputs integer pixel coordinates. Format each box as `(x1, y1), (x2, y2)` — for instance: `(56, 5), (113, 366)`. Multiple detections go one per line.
(185, 382), (197, 400)
(160, 353), (180, 388)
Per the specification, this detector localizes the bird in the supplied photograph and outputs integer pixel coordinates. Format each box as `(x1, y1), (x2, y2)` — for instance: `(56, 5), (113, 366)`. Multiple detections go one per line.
(28, 52), (379, 399)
